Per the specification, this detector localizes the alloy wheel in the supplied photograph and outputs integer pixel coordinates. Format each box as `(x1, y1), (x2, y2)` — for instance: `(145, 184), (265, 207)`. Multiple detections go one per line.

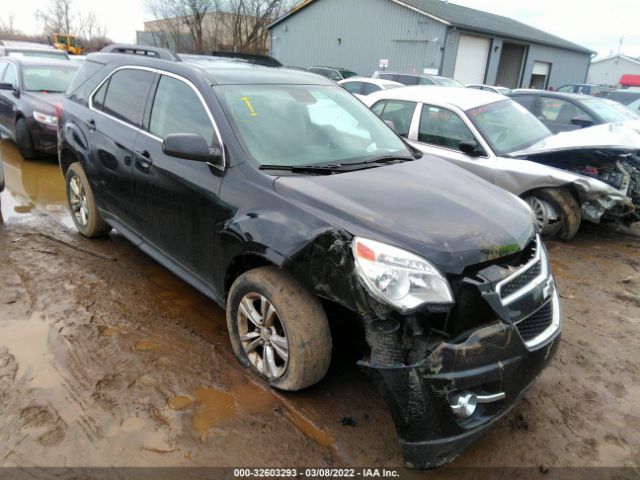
(69, 175), (88, 227)
(237, 292), (289, 379)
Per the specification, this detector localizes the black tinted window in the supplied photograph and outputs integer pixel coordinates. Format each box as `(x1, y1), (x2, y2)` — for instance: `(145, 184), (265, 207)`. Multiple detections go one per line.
(511, 95), (536, 112)
(399, 75), (419, 85)
(149, 75), (214, 144)
(102, 69), (154, 126)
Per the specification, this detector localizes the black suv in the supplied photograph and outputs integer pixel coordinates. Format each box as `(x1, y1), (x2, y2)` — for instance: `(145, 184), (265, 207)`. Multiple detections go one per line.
(59, 45), (561, 469)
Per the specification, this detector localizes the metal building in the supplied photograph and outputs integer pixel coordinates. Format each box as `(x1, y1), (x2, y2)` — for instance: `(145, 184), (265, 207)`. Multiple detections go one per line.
(588, 55), (640, 86)
(268, 0), (594, 89)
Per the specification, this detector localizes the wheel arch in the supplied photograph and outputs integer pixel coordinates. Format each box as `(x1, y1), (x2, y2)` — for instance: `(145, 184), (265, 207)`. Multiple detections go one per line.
(224, 252), (277, 299)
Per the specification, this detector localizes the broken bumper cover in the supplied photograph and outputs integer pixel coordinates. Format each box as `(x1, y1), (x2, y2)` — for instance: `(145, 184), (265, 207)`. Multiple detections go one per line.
(360, 298), (561, 469)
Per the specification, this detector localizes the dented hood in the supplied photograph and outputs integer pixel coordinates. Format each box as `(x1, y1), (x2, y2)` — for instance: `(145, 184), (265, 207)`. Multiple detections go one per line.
(511, 121), (640, 158)
(274, 155), (535, 275)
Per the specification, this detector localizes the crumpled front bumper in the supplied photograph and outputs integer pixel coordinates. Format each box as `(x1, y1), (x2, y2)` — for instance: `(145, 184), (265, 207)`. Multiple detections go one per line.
(360, 294), (561, 469)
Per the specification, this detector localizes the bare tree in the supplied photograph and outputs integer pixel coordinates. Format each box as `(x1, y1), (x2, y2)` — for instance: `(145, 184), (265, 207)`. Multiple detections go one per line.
(145, 0), (215, 53)
(219, 0), (293, 54)
(0, 13), (17, 36)
(144, 0), (188, 51)
(36, 0), (74, 35)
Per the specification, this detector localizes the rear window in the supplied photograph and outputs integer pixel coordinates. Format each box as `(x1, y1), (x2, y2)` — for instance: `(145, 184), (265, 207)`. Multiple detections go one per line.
(66, 60), (106, 95)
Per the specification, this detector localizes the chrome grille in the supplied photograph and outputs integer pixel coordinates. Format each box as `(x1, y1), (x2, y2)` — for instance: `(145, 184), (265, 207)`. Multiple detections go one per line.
(496, 235), (546, 305)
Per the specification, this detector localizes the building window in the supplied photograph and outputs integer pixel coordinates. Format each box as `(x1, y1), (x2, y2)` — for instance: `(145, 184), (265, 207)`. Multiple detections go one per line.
(530, 61), (551, 89)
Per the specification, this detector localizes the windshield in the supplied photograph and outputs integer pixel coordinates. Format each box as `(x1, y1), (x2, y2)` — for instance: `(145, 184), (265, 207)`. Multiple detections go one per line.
(8, 50), (68, 60)
(23, 65), (79, 92)
(466, 99), (551, 156)
(581, 97), (640, 122)
(434, 77), (464, 88)
(216, 84), (411, 167)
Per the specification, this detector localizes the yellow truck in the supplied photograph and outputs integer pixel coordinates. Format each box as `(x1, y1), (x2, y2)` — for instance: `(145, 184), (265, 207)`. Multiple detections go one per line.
(53, 34), (83, 55)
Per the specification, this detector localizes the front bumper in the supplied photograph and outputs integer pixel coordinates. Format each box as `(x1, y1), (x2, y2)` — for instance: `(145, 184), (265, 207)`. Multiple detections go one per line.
(361, 311), (560, 468)
(27, 118), (58, 155)
(359, 237), (562, 469)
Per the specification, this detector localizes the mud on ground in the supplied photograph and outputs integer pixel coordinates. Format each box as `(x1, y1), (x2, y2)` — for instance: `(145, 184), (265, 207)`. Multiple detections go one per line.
(0, 140), (639, 472)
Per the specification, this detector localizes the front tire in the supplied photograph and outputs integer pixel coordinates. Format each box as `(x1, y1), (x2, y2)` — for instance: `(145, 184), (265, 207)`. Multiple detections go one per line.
(65, 162), (110, 237)
(226, 266), (332, 391)
(15, 118), (36, 160)
(525, 188), (581, 240)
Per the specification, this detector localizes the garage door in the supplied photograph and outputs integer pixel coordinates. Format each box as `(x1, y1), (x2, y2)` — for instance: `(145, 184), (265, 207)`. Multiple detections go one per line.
(453, 35), (490, 85)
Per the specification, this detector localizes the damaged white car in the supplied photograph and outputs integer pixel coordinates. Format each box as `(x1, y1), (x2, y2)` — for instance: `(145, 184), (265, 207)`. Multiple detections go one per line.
(365, 87), (640, 240)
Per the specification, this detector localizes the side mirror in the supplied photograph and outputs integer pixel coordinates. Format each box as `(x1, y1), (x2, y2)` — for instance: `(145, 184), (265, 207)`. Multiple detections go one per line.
(459, 140), (485, 157)
(571, 115), (593, 127)
(162, 133), (222, 164)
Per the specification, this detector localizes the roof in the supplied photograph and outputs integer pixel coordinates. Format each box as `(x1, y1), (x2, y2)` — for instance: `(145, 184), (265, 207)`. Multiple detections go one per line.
(269, 0), (594, 54)
(592, 54), (640, 67)
(363, 85), (506, 110)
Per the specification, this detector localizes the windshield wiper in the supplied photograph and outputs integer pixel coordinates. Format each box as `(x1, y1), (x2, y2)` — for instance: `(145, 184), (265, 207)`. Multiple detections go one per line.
(352, 154), (417, 165)
(259, 164), (343, 174)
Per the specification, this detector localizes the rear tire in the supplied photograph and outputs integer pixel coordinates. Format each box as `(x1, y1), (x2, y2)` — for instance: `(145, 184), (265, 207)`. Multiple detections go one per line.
(65, 162), (110, 238)
(226, 266), (332, 391)
(526, 188), (581, 240)
(15, 118), (36, 160)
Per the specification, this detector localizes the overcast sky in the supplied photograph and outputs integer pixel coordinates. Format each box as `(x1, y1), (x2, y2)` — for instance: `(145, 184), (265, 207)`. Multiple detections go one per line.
(3, 0), (639, 59)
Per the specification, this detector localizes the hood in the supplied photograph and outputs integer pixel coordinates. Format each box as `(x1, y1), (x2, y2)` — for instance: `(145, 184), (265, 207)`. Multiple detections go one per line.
(274, 156), (535, 275)
(511, 121), (640, 158)
(22, 92), (64, 112)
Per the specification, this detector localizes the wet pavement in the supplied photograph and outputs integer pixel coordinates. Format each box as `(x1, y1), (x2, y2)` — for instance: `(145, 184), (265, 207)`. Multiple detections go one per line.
(0, 138), (639, 471)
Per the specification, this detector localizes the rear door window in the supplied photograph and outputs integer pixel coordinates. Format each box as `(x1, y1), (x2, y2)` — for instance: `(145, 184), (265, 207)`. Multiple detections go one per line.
(101, 69), (155, 126)
(374, 100), (416, 137)
(149, 75), (214, 145)
(418, 104), (476, 151)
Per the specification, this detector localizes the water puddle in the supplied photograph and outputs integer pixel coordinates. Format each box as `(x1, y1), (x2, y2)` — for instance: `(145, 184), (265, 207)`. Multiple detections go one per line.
(0, 140), (72, 228)
(0, 311), (61, 389)
(191, 387), (237, 439)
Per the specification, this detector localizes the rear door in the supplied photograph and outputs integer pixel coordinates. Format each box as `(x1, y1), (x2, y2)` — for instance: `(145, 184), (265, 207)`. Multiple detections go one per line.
(132, 73), (225, 283)
(85, 67), (155, 229)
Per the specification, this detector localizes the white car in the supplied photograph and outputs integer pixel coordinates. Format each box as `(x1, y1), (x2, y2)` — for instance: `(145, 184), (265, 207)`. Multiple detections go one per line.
(364, 86), (640, 240)
(338, 77), (403, 99)
(467, 84), (511, 95)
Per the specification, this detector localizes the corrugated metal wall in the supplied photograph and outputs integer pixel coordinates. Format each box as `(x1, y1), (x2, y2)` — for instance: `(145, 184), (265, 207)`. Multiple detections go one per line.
(270, 0), (448, 76)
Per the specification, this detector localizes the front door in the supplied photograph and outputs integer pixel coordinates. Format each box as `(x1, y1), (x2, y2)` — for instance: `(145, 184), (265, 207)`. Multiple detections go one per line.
(132, 73), (225, 285)
(410, 103), (496, 183)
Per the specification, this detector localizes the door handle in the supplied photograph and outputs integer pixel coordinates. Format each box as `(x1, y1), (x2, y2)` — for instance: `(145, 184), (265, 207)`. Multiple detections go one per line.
(134, 150), (153, 172)
(85, 119), (96, 131)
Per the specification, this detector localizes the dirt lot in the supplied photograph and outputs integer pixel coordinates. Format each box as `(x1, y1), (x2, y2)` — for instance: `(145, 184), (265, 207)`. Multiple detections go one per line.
(1, 139), (639, 474)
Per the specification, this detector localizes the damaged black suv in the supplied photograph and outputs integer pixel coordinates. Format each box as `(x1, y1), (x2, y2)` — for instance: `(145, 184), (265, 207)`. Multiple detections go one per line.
(58, 45), (562, 468)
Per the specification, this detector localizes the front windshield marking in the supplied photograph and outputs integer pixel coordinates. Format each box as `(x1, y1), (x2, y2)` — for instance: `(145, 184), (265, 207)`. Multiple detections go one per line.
(466, 99), (551, 156)
(23, 66), (79, 92)
(216, 85), (411, 167)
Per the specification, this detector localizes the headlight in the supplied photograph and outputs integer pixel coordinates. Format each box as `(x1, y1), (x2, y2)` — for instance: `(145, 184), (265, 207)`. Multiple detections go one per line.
(33, 111), (57, 126)
(352, 237), (454, 312)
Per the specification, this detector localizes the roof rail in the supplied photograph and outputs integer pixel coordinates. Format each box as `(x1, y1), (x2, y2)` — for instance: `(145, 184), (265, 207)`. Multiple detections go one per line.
(100, 44), (181, 62)
(207, 51), (282, 67)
